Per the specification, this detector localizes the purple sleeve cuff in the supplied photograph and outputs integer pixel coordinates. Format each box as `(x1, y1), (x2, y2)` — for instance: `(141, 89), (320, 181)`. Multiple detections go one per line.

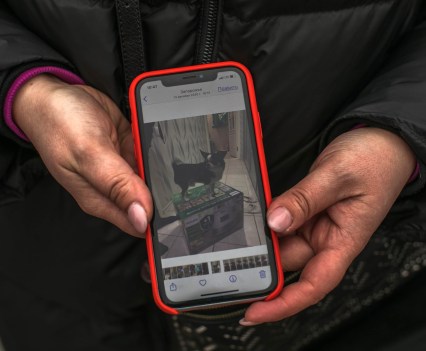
(350, 123), (367, 130)
(407, 162), (420, 183)
(3, 66), (84, 141)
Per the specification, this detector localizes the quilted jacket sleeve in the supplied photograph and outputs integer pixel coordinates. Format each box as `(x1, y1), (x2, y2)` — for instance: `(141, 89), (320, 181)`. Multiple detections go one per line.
(0, 1), (74, 146)
(321, 7), (426, 193)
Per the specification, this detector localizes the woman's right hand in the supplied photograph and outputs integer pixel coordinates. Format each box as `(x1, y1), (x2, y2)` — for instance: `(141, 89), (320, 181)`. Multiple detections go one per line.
(13, 74), (152, 237)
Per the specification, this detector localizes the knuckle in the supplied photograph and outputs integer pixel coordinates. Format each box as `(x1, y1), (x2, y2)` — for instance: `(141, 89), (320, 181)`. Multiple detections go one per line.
(333, 161), (365, 193)
(314, 153), (360, 191)
(73, 142), (103, 165)
(304, 279), (327, 306)
(287, 187), (315, 220)
(107, 173), (133, 208)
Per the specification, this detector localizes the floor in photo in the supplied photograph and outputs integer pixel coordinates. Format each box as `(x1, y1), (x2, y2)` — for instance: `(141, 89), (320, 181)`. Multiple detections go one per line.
(158, 156), (266, 258)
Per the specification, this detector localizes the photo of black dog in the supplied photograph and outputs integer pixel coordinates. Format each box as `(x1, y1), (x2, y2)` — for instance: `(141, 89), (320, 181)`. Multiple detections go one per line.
(172, 150), (227, 200)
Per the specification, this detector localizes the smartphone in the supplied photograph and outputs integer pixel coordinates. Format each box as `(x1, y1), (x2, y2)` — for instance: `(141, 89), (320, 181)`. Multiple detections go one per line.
(129, 62), (283, 314)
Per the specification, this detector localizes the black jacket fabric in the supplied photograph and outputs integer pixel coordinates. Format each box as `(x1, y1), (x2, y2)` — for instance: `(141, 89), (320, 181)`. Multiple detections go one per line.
(1, 1), (426, 351)
(2, 0), (426, 192)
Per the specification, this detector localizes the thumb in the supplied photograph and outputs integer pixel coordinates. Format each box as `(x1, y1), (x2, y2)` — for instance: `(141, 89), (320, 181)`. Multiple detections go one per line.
(267, 164), (353, 234)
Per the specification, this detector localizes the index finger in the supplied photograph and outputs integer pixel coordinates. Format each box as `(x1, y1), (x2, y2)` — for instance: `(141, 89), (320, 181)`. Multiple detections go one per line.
(242, 249), (353, 324)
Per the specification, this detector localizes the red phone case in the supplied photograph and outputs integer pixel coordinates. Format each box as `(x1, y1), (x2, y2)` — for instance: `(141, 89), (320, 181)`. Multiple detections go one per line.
(129, 61), (284, 314)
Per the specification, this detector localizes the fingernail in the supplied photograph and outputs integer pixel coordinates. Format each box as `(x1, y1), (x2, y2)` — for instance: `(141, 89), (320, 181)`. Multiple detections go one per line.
(239, 318), (262, 327)
(267, 207), (293, 232)
(128, 202), (148, 233)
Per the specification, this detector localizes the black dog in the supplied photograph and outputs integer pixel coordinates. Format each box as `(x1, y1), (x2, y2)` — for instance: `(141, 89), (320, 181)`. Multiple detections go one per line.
(172, 150), (227, 200)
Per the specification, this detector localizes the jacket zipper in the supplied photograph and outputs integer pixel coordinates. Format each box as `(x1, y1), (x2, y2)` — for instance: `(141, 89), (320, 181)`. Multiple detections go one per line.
(195, 0), (223, 64)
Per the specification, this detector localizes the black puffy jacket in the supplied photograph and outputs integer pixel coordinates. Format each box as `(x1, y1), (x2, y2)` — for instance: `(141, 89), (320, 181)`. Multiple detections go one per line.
(1, 1), (426, 351)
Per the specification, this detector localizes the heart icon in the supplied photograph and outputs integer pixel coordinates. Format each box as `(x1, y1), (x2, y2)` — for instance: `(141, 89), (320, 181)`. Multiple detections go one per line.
(199, 279), (207, 286)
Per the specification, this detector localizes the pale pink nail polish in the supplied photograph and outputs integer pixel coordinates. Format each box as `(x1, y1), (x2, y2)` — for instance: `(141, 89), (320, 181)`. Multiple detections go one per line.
(128, 202), (148, 233)
(267, 207), (293, 232)
(239, 318), (262, 327)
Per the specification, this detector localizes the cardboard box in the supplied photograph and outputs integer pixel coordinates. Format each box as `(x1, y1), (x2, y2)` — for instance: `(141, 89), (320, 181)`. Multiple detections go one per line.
(173, 182), (243, 254)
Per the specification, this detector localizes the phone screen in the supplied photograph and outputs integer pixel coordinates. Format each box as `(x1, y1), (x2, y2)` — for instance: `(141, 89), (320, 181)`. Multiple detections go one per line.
(135, 67), (278, 308)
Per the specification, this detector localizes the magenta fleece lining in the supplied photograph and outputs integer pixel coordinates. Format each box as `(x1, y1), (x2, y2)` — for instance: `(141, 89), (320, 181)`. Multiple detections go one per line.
(3, 66), (84, 141)
(408, 161), (420, 183)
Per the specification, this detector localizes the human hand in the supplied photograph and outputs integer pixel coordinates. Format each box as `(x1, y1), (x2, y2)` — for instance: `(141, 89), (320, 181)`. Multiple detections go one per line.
(242, 127), (416, 325)
(13, 74), (152, 237)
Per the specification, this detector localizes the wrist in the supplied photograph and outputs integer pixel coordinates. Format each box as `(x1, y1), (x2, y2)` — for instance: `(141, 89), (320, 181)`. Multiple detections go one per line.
(13, 74), (65, 140)
(4, 67), (84, 141)
(324, 127), (415, 195)
(350, 124), (419, 184)
(357, 127), (416, 185)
